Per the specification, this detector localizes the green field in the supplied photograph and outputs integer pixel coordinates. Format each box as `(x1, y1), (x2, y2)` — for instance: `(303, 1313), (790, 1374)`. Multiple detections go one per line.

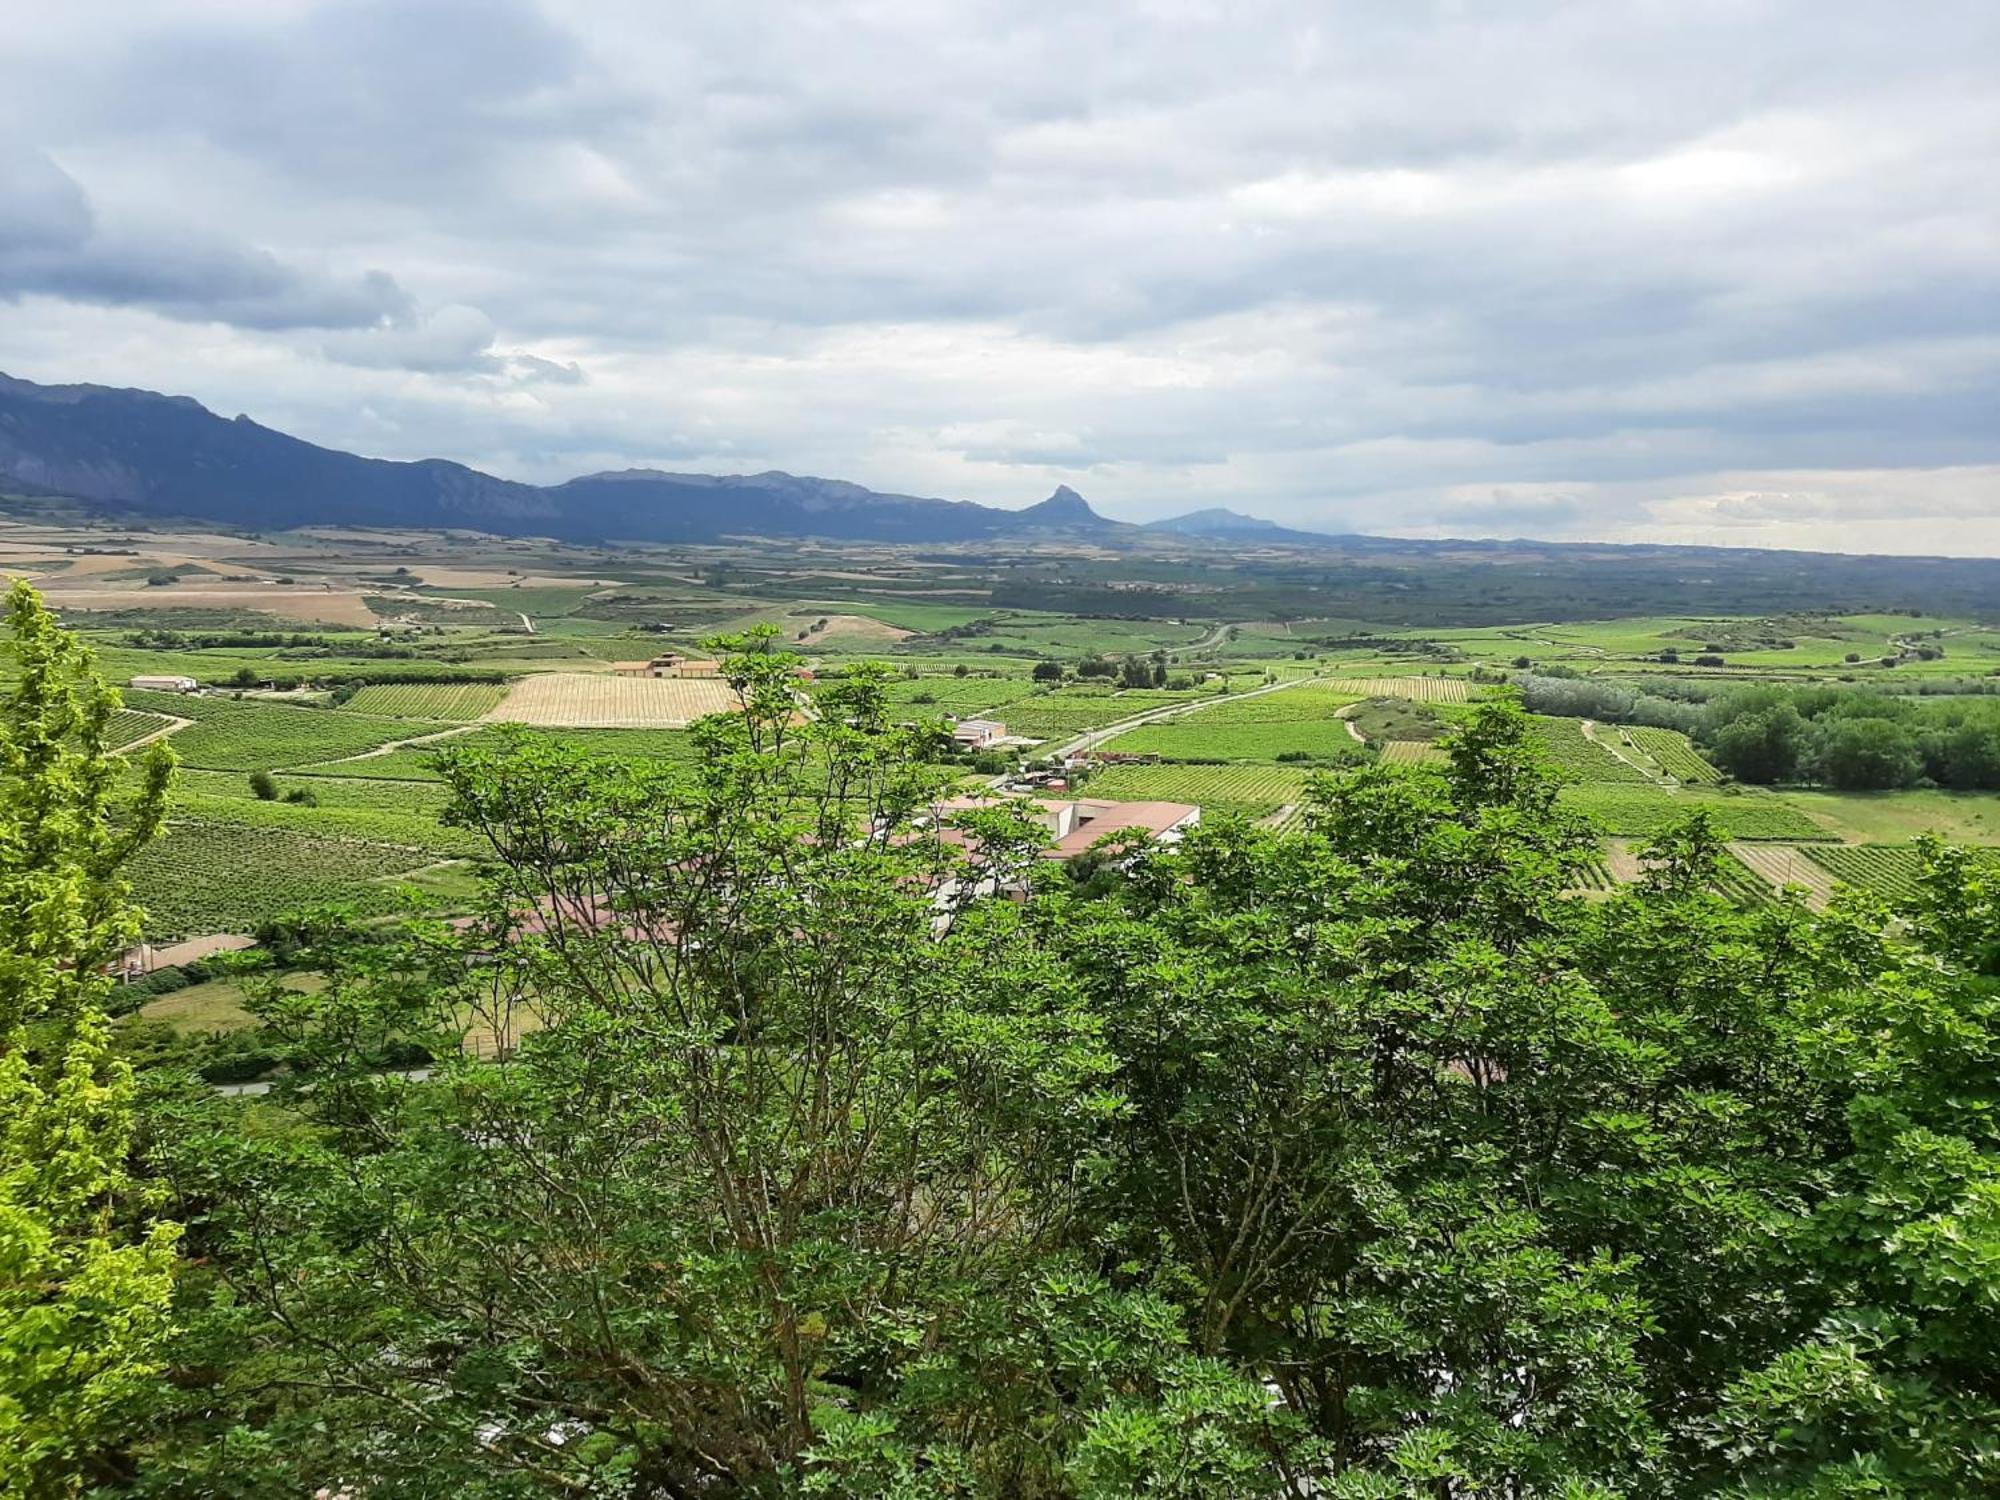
(124, 689), (417, 770)
(1083, 763), (1314, 818)
(1103, 718), (1366, 763)
(1800, 843), (2000, 902)
(1526, 717), (1654, 784)
(342, 682), (508, 718)
(125, 823), (436, 938)
(1627, 727), (1722, 784)
(1558, 785), (1830, 841)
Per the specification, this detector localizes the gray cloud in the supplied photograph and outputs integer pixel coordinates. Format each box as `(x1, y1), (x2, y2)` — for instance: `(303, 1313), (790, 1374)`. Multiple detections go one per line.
(1, 0), (1997, 552)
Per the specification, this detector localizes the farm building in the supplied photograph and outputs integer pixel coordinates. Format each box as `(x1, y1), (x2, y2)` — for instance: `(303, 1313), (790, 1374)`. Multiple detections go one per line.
(130, 673), (198, 693)
(919, 792), (1199, 861)
(611, 653), (723, 679)
(951, 717), (1007, 748)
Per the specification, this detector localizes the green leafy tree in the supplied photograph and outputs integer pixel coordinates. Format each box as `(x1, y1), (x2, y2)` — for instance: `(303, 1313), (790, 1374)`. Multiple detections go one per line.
(0, 581), (178, 1495)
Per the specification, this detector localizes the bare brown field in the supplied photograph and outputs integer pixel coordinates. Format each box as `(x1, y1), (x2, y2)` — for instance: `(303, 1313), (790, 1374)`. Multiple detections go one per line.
(36, 586), (381, 627)
(794, 612), (914, 643)
(402, 568), (629, 589)
(486, 671), (741, 727)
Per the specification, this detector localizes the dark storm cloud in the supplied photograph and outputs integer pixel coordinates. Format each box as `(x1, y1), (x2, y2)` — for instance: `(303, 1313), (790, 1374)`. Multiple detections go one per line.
(1, 0), (1997, 551)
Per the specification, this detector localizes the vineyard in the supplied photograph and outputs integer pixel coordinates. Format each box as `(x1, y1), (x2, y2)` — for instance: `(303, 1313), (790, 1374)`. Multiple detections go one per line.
(998, 690), (1207, 740)
(105, 707), (178, 749)
(123, 691), (415, 770)
(1102, 718), (1367, 764)
(1379, 740), (1447, 767)
(1321, 676), (1471, 703)
(1083, 763), (1313, 819)
(1527, 717), (1653, 784)
(1628, 727), (1724, 784)
(1801, 843), (2000, 901)
(342, 682), (509, 719)
(125, 822), (433, 939)
(295, 724), (698, 780)
(1558, 785), (1831, 841)
(1727, 842), (1838, 905)
(1148, 685), (1359, 726)
(486, 672), (741, 727)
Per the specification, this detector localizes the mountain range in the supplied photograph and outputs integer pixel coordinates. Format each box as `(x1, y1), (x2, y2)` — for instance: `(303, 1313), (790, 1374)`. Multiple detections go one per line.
(0, 371), (1318, 547)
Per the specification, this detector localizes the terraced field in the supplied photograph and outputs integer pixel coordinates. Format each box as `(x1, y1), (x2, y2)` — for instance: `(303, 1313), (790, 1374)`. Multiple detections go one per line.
(1084, 763), (1313, 819)
(343, 682), (509, 719)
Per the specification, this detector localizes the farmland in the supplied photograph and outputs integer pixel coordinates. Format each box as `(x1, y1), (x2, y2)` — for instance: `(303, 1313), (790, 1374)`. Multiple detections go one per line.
(124, 823), (436, 938)
(1800, 843), (2000, 902)
(486, 671), (741, 727)
(1627, 727), (1723, 784)
(1557, 785), (1831, 841)
(1104, 717), (1366, 763)
(123, 689), (418, 770)
(1082, 763), (1313, 819)
(342, 681), (509, 718)
(1525, 717), (1654, 784)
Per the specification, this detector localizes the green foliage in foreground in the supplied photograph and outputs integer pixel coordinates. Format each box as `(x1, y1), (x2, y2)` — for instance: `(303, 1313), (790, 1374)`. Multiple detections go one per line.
(104, 654), (2000, 1496)
(1, 583), (179, 1493)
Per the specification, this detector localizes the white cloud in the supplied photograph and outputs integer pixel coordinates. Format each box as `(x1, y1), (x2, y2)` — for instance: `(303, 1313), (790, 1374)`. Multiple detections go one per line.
(0, 0), (1996, 553)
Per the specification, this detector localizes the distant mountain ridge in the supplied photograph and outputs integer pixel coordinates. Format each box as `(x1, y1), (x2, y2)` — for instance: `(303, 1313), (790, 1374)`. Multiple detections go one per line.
(0, 372), (1142, 544)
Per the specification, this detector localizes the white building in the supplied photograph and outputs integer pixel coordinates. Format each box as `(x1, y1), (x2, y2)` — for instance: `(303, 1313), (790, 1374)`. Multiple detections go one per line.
(130, 674), (198, 693)
(952, 717), (1007, 748)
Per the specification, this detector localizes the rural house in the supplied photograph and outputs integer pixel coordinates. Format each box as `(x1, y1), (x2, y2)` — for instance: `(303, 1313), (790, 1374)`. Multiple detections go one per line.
(951, 717), (1007, 748)
(611, 652), (723, 679)
(130, 673), (198, 692)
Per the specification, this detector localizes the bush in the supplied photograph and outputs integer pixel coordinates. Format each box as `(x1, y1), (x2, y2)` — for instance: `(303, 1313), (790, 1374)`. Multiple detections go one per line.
(248, 769), (279, 800)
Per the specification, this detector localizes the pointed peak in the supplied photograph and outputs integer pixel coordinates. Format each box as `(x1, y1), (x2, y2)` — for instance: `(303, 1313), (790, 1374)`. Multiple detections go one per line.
(1017, 484), (1102, 524)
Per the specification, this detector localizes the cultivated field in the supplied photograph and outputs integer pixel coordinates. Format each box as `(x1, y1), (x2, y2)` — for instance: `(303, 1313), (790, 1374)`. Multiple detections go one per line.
(1379, 739), (1446, 767)
(1084, 763), (1313, 818)
(1628, 727), (1723, 783)
(485, 672), (742, 727)
(1800, 843), (2000, 902)
(1322, 676), (1471, 702)
(343, 682), (509, 719)
(1729, 842), (1838, 906)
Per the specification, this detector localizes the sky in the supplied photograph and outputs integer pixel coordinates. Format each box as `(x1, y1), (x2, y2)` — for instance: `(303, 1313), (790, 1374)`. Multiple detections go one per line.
(3, 1), (1997, 555)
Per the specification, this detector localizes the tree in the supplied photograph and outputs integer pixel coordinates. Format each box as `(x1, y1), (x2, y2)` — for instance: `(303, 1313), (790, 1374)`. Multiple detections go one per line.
(1709, 703), (1807, 783)
(125, 677), (2000, 1494)
(1811, 716), (1921, 790)
(246, 769), (279, 800)
(1033, 659), (1064, 683)
(0, 581), (178, 1494)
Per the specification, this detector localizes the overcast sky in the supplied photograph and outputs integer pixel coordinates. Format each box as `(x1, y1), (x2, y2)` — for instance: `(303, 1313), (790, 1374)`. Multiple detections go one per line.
(4, 1), (1997, 554)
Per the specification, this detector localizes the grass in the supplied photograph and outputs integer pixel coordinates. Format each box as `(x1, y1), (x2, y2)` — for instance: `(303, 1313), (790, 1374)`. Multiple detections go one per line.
(1780, 789), (2000, 846)
(135, 972), (327, 1034)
